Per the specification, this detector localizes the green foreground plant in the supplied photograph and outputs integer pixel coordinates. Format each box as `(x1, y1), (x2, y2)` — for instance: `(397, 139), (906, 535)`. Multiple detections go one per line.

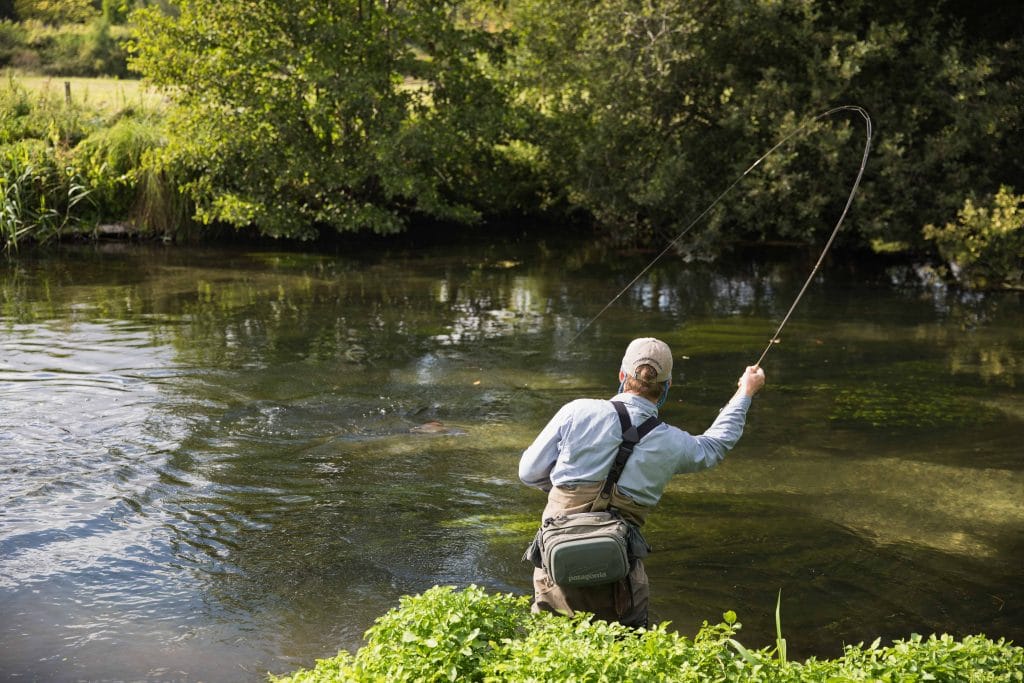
(270, 585), (1024, 683)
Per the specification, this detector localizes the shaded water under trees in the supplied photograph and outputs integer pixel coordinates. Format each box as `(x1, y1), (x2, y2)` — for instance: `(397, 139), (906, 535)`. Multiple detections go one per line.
(1, 242), (1021, 681)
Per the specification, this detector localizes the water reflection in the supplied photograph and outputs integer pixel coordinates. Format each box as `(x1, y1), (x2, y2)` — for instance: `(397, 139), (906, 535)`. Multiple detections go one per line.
(0, 244), (1021, 680)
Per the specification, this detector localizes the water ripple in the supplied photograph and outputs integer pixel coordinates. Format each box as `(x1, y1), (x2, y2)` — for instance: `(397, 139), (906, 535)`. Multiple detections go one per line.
(0, 321), (189, 591)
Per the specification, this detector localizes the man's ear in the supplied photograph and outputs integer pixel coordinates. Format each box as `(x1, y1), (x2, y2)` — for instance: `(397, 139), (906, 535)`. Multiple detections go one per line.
(618, 370), (626, 382)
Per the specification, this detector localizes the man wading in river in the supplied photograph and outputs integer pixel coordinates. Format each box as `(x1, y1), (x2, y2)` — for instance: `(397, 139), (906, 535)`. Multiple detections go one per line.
(519, 337), (765, 627)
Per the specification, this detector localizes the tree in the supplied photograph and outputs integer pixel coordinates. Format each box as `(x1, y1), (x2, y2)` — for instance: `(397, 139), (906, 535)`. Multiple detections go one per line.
(131, 0), (521, 239)
(101, 0), (133, 24)
(504, 0), (1024, 256)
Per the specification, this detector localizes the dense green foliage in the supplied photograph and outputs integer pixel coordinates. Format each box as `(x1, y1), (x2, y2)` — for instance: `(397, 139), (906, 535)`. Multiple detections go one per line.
(0, 19), (133, 75)
(270, 585), (1024, 682)
(70, 108), (164, 217)
(3, 0), (1022, 288)
(5, 0), (142, 24)
(924, 186), (1024, 290)
(131, 0), (528, 237)
(0, 0), (154, 74)
(126, 0), (1021, 265)
(13, 0), (96, 24)
(1, 80), (85, 247)
(0, 136), (89, 248)
(502, 0), (1023, 256)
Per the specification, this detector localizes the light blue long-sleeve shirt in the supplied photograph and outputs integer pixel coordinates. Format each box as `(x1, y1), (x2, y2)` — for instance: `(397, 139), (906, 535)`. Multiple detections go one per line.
(518, 392), (752, 507)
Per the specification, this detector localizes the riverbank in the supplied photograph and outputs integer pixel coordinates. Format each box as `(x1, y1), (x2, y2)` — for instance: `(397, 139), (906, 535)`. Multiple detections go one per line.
(2, 73), (1022, 293)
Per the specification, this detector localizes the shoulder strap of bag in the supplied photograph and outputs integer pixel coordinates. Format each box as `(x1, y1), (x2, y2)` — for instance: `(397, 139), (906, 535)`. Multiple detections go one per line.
(591, 401), (662, 511)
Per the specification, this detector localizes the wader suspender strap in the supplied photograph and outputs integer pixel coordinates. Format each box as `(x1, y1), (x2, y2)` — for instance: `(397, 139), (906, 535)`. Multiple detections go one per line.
(591, 401), (663, 512)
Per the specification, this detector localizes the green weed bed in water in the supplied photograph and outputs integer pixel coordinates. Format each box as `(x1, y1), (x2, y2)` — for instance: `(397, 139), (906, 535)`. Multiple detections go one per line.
(829, 384), (1002, 429)
(271, 585), (1023, 682)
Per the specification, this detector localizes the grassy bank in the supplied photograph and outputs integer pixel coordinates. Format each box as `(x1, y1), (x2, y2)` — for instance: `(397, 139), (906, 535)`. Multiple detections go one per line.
(271, 586), (1024, 682)
(11, 74), (165, 112)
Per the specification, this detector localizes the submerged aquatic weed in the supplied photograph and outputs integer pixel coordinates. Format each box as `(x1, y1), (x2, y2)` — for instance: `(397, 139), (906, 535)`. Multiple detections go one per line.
(830, 384), (1001, 428)
(441, 513), (538, 537)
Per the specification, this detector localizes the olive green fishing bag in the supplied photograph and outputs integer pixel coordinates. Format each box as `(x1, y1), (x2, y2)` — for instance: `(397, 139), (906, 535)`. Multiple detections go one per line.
(540, 511), (632, 586)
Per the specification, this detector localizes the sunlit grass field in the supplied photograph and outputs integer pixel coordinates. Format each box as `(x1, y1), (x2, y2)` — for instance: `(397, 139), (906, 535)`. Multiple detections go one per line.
(6, 73), (166, 111)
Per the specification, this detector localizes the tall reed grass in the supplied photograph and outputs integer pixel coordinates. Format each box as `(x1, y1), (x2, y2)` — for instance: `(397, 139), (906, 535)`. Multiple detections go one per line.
(72, 111), (163, 218)
(1, 140), (91, 250)
(1, 75), (191, 251)
(132, 155), (194, 240)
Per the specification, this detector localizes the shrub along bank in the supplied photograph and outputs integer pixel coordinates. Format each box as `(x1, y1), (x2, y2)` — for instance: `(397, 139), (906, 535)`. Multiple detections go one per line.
(270, 585), (1024, 683)
(124, 0), (1023, 281)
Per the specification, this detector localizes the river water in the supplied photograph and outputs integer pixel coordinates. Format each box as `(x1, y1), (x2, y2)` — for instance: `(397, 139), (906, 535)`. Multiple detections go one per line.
(1, 241), (1021, 681)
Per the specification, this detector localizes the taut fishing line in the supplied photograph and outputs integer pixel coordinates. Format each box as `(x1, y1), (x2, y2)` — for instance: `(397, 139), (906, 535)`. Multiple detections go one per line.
(569, 105), (874, 368)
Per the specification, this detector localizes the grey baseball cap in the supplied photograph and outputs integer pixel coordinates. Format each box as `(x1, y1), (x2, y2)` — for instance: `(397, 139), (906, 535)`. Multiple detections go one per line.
(620, 337), (673, 383)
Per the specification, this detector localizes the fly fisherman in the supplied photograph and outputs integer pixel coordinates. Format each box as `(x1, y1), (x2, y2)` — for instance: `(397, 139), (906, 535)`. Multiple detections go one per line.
(519, 337), (765, 627)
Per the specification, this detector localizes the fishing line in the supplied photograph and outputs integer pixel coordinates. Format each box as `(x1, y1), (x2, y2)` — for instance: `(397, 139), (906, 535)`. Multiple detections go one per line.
(568, 105), (874, 368)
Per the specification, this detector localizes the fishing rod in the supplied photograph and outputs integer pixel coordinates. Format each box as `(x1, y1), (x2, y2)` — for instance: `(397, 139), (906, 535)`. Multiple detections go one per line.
(569, 105), (874, 367)
(753, 106), (872, 366)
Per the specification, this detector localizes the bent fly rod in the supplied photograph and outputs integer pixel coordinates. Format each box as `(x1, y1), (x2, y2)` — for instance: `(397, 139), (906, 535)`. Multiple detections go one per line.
(570, 105), (874, 367)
